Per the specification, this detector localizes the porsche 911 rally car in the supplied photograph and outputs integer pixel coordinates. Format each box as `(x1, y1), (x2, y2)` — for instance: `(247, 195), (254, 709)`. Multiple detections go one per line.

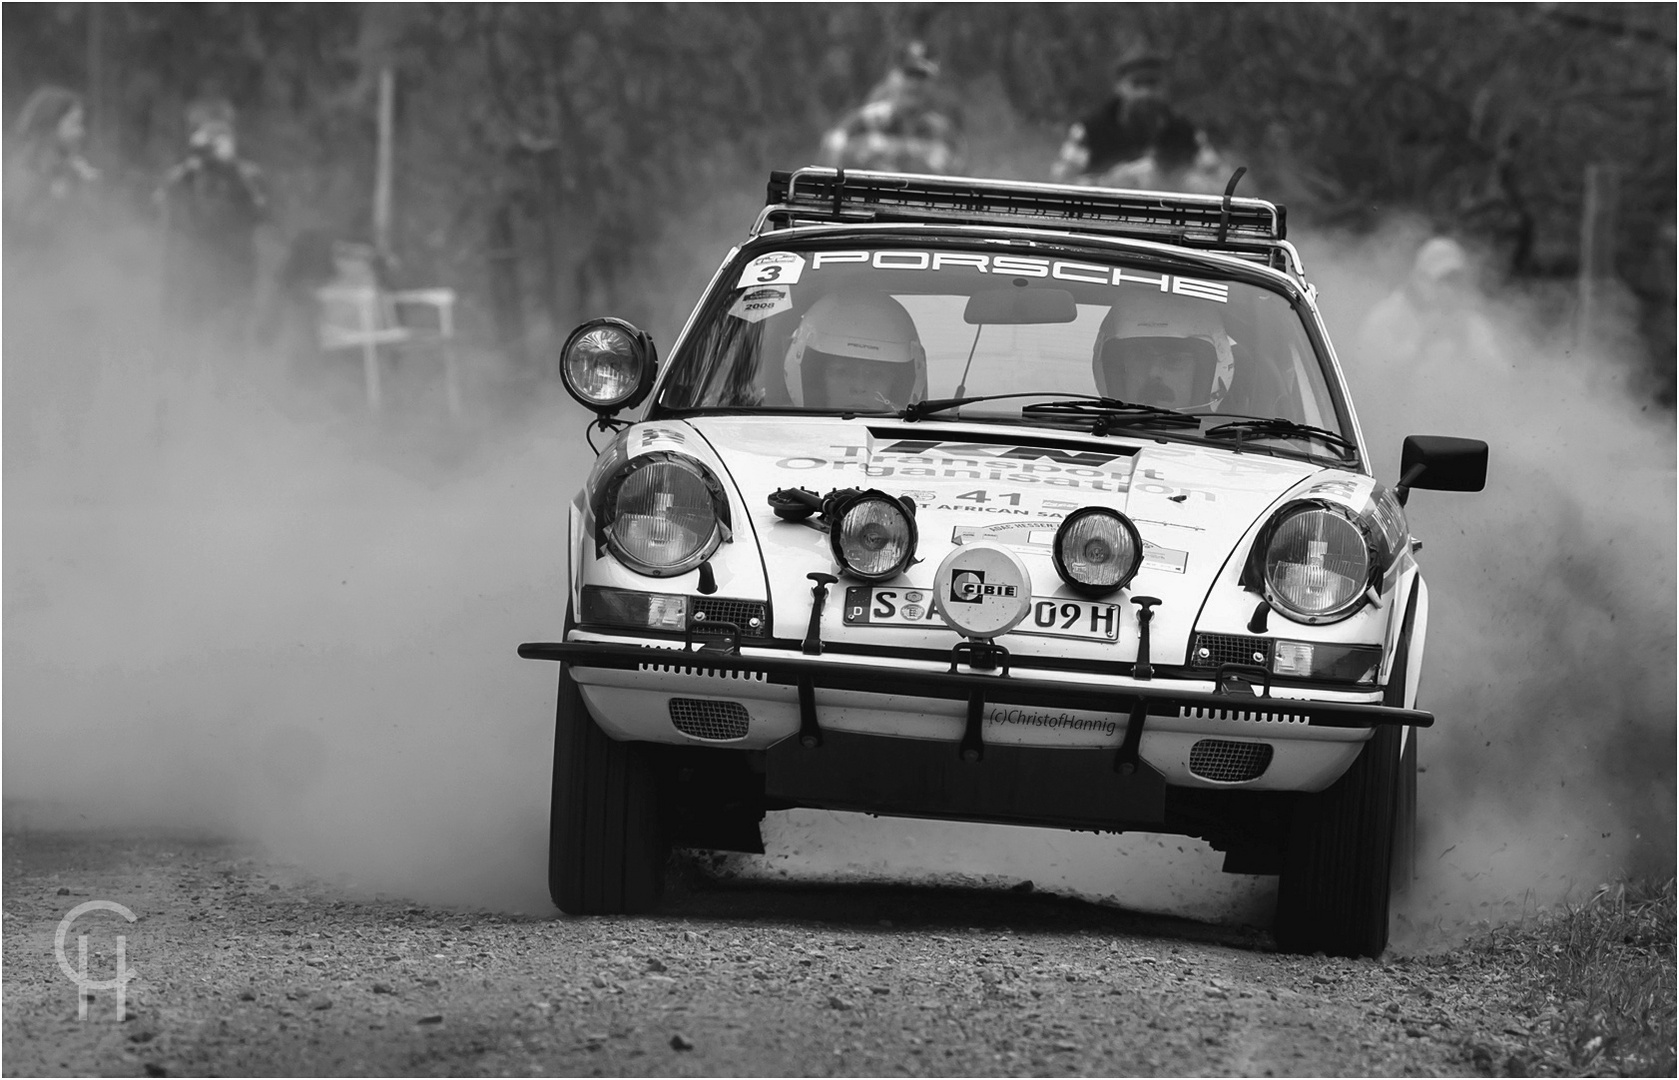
(520, 168), (1487, 957)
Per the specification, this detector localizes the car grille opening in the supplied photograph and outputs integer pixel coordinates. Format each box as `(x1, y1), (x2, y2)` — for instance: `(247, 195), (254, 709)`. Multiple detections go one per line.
(691, 598), (769, 637)
(1188, 738), (1274, 782)
(669, 698), (751, 742)
(1190, 632), (1273, 670)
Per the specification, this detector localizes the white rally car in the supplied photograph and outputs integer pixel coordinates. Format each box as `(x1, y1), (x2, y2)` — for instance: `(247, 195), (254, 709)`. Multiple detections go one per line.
(521, 168), (1487, 957)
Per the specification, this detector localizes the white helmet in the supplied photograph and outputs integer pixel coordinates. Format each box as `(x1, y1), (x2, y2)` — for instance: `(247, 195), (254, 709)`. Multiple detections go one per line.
(1092, 288), (1235, 410)
(784, 290), (927, 409)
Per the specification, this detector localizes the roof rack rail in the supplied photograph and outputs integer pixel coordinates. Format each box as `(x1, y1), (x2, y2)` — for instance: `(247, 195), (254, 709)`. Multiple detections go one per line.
(757, 167), (1289, 255)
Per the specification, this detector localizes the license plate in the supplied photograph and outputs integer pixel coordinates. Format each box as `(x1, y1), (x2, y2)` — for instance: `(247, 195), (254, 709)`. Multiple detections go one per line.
(842, 587), (1120, 642)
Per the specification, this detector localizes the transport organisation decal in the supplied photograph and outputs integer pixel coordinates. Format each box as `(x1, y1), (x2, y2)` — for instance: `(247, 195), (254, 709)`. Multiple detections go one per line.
(807, 249), (1229, 303)
(771, 441), (1219, 504)
(773, 440), (1139, 495)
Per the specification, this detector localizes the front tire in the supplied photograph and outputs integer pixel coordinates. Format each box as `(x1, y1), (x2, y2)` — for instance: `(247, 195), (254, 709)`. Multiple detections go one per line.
(548, 666), (667, 914)
(1393, 727), (1418, 894)
(1273, 589), (1418, 957)
(1274, 723), (1400, 957)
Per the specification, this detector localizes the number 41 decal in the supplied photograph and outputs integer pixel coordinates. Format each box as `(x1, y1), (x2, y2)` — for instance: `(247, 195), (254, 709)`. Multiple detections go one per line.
(955, 490), (1021, 506)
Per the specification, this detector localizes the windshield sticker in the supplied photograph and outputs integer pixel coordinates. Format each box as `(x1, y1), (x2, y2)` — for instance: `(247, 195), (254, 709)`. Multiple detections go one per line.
(728, 284), (792, 323)
(736, 252), (805, 287)
(808, 250), (1228, 303)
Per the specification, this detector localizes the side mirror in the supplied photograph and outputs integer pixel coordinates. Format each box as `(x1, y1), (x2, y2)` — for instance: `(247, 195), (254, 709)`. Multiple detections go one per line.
(1395, 435), (1489, 505)
(558, 318), (658, 416)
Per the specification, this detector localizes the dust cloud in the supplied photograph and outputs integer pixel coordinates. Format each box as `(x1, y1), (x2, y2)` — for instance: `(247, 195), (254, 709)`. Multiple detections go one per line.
(5, 177), (1671, 942)
(1308, 218), (1676, 943)
(4, 219), (583, 912)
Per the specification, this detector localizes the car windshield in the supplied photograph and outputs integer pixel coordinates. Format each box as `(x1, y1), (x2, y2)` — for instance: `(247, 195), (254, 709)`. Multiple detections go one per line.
(657, 241), (1350, 457)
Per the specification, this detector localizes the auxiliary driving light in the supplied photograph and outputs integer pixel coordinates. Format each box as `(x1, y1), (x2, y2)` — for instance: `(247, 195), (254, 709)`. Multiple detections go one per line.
(559, 317), (657, 414)
(829, 490), (918, 581)
(1052, 507), (1143, 597)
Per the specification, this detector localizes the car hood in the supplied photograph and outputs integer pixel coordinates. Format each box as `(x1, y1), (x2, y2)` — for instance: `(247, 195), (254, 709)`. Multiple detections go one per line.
(683, 416), (1325, 663)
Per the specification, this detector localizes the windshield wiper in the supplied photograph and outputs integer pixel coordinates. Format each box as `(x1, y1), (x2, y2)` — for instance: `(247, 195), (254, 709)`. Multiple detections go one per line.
(1022, 397), (1202, 431)
(900, 392), (1057, 421)
(1203, 416), (1356, 454)
(901, 393), (1201, 435)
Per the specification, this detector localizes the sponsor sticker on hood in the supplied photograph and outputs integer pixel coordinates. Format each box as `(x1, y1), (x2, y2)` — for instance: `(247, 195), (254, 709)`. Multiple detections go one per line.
(951, 521), (1188, 573)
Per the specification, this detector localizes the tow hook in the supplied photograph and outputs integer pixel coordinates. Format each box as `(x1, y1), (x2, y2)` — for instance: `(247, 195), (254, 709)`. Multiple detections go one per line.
(1131, 596), (1160, 680)
(948, 640), (1010, 764)
(802, 572), (837, 655)
(1117, 596), (1161, 774)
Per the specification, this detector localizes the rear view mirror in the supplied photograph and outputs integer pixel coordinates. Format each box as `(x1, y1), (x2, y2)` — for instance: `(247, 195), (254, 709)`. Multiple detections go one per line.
(1395, 435), (1489, 505)
(963, 287), (1078, 325)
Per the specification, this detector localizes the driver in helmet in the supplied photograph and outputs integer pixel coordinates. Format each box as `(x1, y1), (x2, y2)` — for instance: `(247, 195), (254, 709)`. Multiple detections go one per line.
(1092, 289), (1234, 411)
(785, 290), (927, 411)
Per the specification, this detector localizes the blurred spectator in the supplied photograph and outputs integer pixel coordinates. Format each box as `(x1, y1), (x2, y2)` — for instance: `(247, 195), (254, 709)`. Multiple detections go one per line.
(1050, 40), (1224, 192)
(1354, 237), (1505, 382)
(156, 97), (268, 340)
(4, 85), (100, 248)
(817, 42), (962, 175)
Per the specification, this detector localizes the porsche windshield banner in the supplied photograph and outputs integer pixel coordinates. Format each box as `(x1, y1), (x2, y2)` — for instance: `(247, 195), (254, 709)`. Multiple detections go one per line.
(801, 249), (1230, 303)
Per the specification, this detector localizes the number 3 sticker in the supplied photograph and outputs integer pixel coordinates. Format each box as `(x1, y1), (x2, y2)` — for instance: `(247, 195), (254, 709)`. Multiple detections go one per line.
(737, 252), (805, 288)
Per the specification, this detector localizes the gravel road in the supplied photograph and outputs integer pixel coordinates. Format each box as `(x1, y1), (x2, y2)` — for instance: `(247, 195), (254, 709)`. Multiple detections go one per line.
(2, 830), (1550, 1078)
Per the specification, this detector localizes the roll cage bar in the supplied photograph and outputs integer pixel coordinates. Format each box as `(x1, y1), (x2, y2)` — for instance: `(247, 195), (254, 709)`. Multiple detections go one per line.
(755, 167), (1304, 279)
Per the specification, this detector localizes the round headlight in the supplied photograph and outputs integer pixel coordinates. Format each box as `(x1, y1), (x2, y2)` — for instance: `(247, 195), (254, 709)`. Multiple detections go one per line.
(830, 491), (917, 581)
(1260, 506), (1372, 623)
(1053, 508), (1143, 597)
(560, 318), (656, 413)
(600, 454), (727, 577)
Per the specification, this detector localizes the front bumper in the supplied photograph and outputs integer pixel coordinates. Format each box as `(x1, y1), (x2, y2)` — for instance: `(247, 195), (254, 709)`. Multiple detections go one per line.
(518, 637), (1428, 796)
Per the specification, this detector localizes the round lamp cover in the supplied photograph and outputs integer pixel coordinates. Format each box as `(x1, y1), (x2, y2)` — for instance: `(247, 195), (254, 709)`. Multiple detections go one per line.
(932, 542), (1032, 639)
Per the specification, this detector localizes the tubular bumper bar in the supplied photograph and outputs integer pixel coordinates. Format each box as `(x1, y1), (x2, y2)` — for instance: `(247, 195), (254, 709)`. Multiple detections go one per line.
(516, 640), (1432, 730)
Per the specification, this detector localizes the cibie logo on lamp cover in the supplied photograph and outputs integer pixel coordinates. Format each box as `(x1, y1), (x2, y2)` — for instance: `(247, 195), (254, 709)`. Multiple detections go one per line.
(933, 543), (1031, 639)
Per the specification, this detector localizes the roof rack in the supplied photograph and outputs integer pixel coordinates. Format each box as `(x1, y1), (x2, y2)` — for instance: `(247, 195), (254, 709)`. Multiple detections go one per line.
(757, 167), (1290, 264)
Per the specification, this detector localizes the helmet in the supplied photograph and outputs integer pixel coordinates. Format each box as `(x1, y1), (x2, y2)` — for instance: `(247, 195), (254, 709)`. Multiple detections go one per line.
(785, 290), (927, 410)
(1092, 288), (1234, 410)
